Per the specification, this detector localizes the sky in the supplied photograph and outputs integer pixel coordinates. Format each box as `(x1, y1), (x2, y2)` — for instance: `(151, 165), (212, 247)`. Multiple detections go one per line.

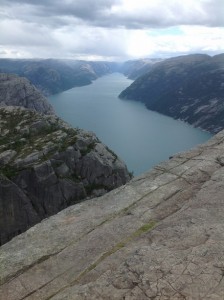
(0, 0), (224, 61)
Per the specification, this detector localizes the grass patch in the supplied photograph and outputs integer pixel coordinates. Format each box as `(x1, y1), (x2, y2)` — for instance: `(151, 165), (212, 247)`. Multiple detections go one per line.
(73, 220), (156, 283)
(105, 146), (118, 162)
(128, 171), (134, 178)
(132, 222), (156, 237)
(80, 142), (96, 156)
(0, 137), (9, 146)
(0, 165), (19, 179)
(58, 136), (77, 152)
(85, 183), (108, 195)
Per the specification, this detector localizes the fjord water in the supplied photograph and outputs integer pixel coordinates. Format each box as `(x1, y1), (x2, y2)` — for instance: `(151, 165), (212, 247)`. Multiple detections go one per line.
(49, 73), (212, 176)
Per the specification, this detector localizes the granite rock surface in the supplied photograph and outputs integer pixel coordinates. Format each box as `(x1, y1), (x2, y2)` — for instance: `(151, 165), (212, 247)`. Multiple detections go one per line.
(0, 73), (54, 114)
(1, 131), (224, 299)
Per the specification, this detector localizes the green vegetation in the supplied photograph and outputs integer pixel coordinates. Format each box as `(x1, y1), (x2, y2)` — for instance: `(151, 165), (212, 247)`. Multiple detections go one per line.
(0, 165), (18, 179)
(132, 221), (156, 237)
(0, 108), (79, 161)
(128, 170), (134, 178)
(105, 146), (118, 162)
(0, 137), (9, 146)
(73, 220), (156, 284)
(80, 142), (96, 156)
(85, 183), (108, 195)
(58, 136), (77, 152)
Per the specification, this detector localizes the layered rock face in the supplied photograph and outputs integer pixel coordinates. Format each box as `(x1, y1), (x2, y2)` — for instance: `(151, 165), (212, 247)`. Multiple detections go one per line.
(120, 54), (224, 133)
(1, 131), (224, 299)
(0, 106), (131, 245)
(0, 73), (54, 114)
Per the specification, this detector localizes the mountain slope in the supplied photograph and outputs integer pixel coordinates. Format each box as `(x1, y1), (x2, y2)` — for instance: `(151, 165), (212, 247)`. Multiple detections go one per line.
(120, 54), (224, 133)
(0, 73), (54, 114)
(0, 59), (119, 95)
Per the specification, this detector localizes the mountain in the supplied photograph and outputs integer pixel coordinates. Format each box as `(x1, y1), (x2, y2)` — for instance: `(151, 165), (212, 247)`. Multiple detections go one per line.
(120, 58), (162, 79)
(0, 73), (131, 245)
(1, 129), (224, 299)
(0, 73), (54, 114)
(119, 54), (224, 133)
(0, 106), (131, 245)
(0, 59), (119, 95)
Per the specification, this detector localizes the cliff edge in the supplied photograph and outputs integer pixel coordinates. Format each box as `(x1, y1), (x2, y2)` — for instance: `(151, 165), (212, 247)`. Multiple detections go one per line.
(1, 130), (224, 299)
(0, 106), (130, 245)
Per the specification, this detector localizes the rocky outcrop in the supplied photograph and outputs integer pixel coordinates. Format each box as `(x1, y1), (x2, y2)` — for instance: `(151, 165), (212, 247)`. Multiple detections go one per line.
(0, 106), (131, 245)
(120, 53), (224, 133)
(1, 130), (224, 299)
(0, 73), (54, 114)
(0, 59), (119, 95)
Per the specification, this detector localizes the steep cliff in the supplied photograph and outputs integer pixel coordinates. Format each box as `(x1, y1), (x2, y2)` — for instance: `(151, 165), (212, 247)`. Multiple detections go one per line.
(120, 54), (224, 133)
(1, 131), (224, 299)
(0, 106), (131, 245)
(0, 73), (54, 114)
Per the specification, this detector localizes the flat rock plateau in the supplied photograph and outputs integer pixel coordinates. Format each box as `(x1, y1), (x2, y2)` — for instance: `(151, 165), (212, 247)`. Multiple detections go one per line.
(1, 130), (224, 299)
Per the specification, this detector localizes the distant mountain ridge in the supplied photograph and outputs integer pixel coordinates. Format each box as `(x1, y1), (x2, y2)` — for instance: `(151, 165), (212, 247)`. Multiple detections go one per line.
(120, 58), (162, 79)
(119, 53), (224, 133)
(0, 58), (161, 96)
(0, 59), (120, 95)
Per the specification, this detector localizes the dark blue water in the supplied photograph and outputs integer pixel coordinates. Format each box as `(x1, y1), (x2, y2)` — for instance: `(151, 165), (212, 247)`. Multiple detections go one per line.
(49, 73), (212, 176)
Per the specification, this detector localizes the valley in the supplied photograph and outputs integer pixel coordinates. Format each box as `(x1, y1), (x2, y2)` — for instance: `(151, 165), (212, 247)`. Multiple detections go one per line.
(49, 73), (212, 176)
(0, 52), (224, 299)
(1, 0), (224, 298)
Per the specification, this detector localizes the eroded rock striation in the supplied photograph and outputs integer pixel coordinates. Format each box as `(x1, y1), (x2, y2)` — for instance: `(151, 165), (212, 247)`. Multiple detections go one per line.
(0, 73), (54, 114)
(120, 53), (224, 133)
(0, 106), (131, 245)
(1, 130), (224, 299)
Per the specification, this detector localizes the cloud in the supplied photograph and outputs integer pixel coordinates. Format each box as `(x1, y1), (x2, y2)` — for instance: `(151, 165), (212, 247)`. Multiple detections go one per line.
(126, 25), (224, 57)
(0, 19), (58, 46)
(2, 0), (224, 28)
(0, 0), (223, 60)
(1, 0), (121, 27)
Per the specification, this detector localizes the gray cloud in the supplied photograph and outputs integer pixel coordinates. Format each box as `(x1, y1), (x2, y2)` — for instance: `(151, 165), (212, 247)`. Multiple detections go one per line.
(2, 0), (224, 29)
(1, 0), (121, 26)
(0, 0), (223, 60)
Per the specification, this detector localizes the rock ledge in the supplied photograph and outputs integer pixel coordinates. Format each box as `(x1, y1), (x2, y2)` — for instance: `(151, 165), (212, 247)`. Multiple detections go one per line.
(1, 130), (224, 299)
